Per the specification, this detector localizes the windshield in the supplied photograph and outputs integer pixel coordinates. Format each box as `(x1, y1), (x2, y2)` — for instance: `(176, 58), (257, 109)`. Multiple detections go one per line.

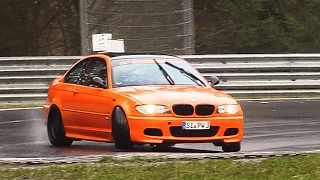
(111, 57), (208, 87)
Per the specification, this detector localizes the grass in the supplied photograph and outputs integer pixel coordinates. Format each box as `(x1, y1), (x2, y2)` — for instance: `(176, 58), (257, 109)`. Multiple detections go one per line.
(0, 153), (319, 180)
(0, 103), (43, 109)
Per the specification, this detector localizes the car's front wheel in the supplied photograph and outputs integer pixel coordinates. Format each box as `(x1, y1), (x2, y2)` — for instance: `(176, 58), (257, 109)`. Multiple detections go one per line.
(47, 106), (73, 147)
(222, 142), (241, 152)
(112, 107), (133, 150)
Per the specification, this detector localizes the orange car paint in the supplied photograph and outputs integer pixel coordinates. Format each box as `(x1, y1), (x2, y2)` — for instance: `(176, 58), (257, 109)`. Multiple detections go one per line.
(43, 54), (244, 144)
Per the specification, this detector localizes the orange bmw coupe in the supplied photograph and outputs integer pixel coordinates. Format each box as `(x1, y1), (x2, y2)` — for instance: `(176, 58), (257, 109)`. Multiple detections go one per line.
(43, 53), (244, 152)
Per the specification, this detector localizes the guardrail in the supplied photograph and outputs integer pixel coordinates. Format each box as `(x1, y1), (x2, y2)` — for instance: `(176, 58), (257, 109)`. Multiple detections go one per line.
(1, 54), (320, 104)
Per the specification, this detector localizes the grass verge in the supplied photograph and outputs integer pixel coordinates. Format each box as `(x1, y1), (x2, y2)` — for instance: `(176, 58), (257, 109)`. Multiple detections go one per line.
(0, 154), (319, 180)
(0, 103), (43, 109)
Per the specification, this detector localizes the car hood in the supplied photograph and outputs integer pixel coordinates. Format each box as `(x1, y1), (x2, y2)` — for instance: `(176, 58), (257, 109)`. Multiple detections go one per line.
(114, 85), (237, 105)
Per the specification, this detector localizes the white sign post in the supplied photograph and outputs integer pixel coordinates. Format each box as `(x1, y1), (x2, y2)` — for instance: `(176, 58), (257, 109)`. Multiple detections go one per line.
(92, 33), (125, 53)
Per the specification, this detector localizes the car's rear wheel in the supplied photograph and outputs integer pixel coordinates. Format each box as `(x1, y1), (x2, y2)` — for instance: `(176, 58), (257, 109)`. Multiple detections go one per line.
(47, 106), (73, 147)
(112, 107), (133, 150)
(222, 142), (241, 152)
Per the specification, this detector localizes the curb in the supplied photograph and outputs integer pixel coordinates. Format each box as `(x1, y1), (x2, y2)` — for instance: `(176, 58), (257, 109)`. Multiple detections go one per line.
(0, 150), (319, 165)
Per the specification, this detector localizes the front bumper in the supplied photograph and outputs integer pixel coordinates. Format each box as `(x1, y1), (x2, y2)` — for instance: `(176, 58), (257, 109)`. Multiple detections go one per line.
(127, 115), (243, 144)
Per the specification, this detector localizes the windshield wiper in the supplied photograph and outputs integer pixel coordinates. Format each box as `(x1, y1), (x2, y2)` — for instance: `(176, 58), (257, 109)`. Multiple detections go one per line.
(165, 61), (206, 86)
(153, 59), (175, 85)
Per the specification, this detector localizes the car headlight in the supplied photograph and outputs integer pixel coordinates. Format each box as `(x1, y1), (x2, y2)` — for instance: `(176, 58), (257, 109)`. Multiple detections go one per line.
(217, 105), (239, 114)
(135, 105), (171, 114)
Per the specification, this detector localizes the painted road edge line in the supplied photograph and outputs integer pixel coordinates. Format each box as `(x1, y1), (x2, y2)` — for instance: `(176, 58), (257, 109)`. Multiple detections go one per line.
(0, 107), (42, 111)
(237, 97), (320, 101)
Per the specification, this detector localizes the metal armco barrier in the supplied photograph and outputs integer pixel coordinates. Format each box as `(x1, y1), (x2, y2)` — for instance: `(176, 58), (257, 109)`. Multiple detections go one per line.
(0, 54), (320, 104)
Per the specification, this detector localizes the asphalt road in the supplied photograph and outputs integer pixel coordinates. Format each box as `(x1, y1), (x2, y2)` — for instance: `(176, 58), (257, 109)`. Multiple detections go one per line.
(0, 98), (319, 158)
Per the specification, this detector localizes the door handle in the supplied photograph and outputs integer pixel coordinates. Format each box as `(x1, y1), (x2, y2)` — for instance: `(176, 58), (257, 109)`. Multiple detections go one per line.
(72, 88), (80, 94)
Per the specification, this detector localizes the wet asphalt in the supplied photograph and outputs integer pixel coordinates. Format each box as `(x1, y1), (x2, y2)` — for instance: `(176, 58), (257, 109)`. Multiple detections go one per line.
(0, 99), (319, 158)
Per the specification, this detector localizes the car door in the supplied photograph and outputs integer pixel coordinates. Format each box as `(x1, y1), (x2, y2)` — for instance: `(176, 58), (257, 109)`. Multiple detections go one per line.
(59, 58), (90, 134)
(73, 57), (114, 142)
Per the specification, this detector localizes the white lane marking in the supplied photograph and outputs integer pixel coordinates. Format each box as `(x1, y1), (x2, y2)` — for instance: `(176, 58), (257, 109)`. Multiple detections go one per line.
(0, 118), (44, 125)
(238, 97), (320, 101)
(0, 107), (42, 111)
(260, 101), (269, 104)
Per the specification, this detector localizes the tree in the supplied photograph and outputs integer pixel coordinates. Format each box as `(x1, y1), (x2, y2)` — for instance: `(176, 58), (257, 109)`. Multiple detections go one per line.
(0, 0), (80, 56)
(194, 0), (320, 54)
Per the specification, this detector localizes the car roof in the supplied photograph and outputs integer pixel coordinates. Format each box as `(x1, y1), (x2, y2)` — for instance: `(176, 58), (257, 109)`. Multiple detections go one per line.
(99, 52), (179, 60)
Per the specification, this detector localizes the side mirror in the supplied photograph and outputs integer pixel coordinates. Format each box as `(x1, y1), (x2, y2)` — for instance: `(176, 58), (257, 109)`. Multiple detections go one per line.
(92, 77), (107, 89)
(208, 76), (219, 87)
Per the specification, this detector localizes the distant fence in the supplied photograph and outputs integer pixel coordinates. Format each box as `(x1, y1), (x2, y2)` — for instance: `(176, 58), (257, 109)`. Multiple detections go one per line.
(0, 54), (320, 104)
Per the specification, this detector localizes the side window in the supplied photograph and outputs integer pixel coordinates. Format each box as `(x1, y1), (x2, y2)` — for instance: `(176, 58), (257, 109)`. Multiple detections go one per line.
(79, 58), (107, 87)
(64, 59), (89, 84)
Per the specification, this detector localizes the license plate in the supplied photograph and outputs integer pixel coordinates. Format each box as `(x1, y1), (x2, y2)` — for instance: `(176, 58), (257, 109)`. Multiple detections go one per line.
(182, 121), (210, 130)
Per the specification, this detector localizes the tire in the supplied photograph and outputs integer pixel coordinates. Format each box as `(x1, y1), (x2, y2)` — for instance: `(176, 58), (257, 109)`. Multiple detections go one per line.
(222, 142), (241, 152)
(213, 141), (223, 146)
(47, 106), (73, 147)
(112, 107), (133, 150)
